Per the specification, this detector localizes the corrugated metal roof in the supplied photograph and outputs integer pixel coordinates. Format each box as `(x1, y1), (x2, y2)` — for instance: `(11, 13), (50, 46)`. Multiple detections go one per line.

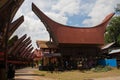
(109, 49), (120, 54)
(101, 42), (115, 50)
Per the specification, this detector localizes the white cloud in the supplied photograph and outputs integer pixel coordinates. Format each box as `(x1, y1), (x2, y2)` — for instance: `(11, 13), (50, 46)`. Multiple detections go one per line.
(52, 0), (81, 16)
(13, 0), (81, 49)
(13, 0), (51, 49)
(79, 0), (95, 16)
(45, 12), (68, 24)
(82, 0), (117, 26)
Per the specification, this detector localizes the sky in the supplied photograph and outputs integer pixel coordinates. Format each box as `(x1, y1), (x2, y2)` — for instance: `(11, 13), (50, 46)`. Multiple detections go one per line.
(13, 0), (120, 49)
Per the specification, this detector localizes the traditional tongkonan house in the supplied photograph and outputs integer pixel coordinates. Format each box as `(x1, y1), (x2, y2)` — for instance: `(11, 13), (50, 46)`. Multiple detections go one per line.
(36, 40), (61, 70)
(0, 0), (35, 79)
(36, 40), (57, 53)
(32, 3), (114, 69)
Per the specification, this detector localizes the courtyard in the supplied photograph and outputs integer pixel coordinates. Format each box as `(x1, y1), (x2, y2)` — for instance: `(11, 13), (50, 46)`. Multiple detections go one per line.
(15, 67), (120, 80)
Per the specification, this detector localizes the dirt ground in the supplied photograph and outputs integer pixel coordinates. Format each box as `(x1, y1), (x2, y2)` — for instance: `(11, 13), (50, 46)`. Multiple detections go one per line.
(93, 76), (120, 80)
(15, 67), (120, 80)
(15, 67), (54, 80)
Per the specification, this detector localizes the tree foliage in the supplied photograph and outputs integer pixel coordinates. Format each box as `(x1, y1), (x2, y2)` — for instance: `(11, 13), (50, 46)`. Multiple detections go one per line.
(105, 16), (120, 45)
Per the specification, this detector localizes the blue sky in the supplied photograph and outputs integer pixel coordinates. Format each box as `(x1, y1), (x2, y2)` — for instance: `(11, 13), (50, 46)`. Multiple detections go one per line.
(67, 13), (91, 27)
(13, 0), (120, 49)
(67, 0), (96, 27)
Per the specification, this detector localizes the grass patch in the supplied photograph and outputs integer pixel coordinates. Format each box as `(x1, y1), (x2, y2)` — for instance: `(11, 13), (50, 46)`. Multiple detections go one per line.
(91, 66), (112, 72)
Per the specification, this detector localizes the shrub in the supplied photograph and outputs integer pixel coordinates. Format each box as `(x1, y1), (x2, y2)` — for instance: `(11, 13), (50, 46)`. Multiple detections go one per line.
(91, 65), (112, 72)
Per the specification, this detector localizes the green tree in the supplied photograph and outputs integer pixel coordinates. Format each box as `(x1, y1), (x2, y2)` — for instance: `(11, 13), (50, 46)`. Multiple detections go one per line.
(105, 16), (120, 45)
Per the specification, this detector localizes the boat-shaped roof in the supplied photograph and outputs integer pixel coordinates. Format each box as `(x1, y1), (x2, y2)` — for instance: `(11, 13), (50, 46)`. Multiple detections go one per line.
(32, 3), (114, 45)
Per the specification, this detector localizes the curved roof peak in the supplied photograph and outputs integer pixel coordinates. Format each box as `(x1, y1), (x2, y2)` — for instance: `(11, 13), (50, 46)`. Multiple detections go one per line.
(32, 3), (115, 45)
(32, 3), (114, 29)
